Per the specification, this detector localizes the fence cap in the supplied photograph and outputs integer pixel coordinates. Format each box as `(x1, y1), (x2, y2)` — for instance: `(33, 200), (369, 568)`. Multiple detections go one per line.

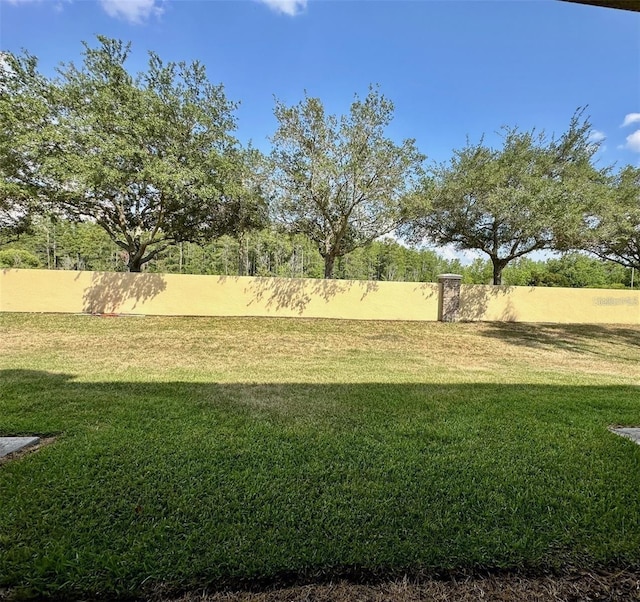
(437, 273), (463, 281)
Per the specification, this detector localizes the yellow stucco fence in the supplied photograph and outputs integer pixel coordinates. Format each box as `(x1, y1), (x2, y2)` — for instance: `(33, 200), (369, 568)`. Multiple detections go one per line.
(0, 269), (439, 321)
(1, 268), (639, 324)
(458, 284), (640, 324)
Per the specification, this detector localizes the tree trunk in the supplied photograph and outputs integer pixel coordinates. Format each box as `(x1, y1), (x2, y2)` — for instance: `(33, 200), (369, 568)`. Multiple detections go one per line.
(46, 227), (51, 270)
(128, 250), (145, 272)
(491, 258), (507, 285)
(51, 223), (57, 270)
(324, 254), (336, 278)
(237, 233), (248, 276)
(128, 259), (143, 272)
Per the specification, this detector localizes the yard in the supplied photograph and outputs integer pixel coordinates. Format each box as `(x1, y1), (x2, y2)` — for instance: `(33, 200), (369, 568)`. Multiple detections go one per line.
(1, 314), (640, 600)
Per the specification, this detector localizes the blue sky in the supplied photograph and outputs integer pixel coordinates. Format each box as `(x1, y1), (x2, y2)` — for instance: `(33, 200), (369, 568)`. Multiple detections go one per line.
(1, 0), (639, 171)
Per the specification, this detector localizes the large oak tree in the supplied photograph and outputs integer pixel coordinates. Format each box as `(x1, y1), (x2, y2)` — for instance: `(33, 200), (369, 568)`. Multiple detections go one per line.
(584, 166), (639, 270)
(1, 37), (265, 271)
(0, 51), (50, 244)
(269, 87), (425, 278)
(405, 111), (607, 284)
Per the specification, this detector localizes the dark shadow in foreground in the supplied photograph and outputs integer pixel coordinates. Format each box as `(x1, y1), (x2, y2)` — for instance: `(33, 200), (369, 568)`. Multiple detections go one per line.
(2, 369), (640, 601)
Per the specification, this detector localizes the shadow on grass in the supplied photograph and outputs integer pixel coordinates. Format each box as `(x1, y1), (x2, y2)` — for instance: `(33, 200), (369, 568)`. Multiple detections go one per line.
(2, 367), (639, 444)
(479, 322), (640, 358)
(2, 369), (640, 600)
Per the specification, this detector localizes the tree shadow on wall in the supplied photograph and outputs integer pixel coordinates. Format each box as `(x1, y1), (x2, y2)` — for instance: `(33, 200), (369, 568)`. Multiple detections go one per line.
(413, 282), (438, 302)
(219, 276), (380, 315)
(79, 271), (167, 315)
(458, 285), (516, 322)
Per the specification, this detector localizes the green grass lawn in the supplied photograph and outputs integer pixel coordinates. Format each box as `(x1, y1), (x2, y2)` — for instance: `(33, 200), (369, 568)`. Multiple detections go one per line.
(1, 314), (640, 600)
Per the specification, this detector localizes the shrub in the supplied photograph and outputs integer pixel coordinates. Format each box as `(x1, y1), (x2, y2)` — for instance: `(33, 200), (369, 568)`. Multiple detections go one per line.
(0, 249), (40, 268)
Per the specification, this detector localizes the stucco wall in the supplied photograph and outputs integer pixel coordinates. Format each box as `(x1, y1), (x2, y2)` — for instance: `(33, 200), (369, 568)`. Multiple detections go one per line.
(1, 269), (639, 324)
(0, 269), (439, 321)
(459, 284), (640, 324)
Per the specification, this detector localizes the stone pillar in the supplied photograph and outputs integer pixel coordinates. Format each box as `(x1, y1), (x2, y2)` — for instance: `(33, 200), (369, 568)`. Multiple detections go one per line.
(438, 273), (463, 322)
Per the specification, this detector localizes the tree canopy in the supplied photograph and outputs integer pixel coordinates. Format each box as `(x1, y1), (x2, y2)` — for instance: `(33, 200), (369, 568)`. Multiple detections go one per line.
(269, 87), (425, 278)
(584, 166), (640, 270)
(0, 51), (51, 244)
(4, 37), (638, 284)
(405, 111), (608, 284)
(1, 37), (266, 271)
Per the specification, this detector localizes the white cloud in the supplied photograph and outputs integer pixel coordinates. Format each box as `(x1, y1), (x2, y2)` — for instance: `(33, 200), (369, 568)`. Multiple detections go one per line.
(99, 0), (164, 24)
(624, 129), (640, 153)
(621, 113), (640, 128)
(2, 0), (161, 22)
(432, 244), (482, 266)
(2, 0), (70, 7)
(256, 0), (307, 16)
(588, 130), (606, 143)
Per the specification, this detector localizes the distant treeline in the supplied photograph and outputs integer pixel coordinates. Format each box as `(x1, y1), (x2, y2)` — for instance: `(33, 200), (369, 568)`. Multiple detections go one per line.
(0, 218), (633, 289)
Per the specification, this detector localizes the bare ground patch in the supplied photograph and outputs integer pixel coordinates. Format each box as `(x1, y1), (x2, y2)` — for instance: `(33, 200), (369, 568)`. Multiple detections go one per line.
(2, 571), (640, 601)
(152, 570), (640, 602)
